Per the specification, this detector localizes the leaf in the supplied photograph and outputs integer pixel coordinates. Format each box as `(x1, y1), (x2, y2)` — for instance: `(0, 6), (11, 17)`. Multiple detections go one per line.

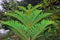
(1, 20), (29, 40)
(28, 9), (42, 26)
(5, 11), (28, 26)
(32, 13), (52, 25)
(30, 19), (57, 40)
(18, 6), (27, 12)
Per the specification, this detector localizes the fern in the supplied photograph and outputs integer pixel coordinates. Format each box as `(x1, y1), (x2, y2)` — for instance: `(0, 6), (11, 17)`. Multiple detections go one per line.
(1, 4), (57, 40)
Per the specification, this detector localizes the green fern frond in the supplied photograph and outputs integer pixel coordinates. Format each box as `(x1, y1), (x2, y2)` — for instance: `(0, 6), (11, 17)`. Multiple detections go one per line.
(31, 4), (42, 11)
(5, 11), (29, 26)
(18, 6), (27, 12)
(30, 19), (57, 40)
(32, 13), (52, 25)
(1, 20), (29, 40)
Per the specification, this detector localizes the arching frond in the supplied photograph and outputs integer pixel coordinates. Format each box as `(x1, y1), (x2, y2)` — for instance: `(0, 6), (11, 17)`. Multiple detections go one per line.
(5, 11), (29, 26)
(1, 20), (29, 40)
(32, 13), (52, 25)
(30, 19), (57, 40)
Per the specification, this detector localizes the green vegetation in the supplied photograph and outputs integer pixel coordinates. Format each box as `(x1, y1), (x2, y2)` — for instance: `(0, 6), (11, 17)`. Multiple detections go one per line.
(1, 4), (58, 40)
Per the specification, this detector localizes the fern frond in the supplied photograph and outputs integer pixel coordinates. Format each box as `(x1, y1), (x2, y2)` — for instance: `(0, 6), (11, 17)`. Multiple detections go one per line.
(32, 13), (52, 25)
(18, 6), (27, 12)
(31, 4), (42, 11)
(1, 20), (29, 40)
(5, 11), (28, 26)
(28, 10), (42, 26)
(30, 19), (57, 40)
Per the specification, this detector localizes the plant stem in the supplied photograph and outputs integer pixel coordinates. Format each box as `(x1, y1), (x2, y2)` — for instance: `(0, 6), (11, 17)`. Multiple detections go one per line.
(28, 37), (30, 40)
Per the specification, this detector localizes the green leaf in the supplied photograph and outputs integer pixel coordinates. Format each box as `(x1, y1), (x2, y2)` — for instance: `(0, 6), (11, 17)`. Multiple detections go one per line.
(28, 9), (42, 26)
(18, 6), (27, 12)
(5, 11), (28, 26)
(32, 13), (52, 25)
(1, 20), (29, 40)
(30, 19), (57, 40)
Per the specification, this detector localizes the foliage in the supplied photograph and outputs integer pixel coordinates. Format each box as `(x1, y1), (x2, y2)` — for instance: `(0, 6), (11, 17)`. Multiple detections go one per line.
(42, 0), (60, 21)
(0, 4), (58, 40)
(43, 0), (58, 5)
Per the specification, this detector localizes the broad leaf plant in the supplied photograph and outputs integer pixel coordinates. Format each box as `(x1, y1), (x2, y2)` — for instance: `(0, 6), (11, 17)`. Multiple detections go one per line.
(1, 4), (58, 40)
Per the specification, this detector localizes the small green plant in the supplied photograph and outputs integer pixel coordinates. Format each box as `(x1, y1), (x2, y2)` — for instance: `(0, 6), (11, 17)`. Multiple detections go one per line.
(1, 4), (57, 40)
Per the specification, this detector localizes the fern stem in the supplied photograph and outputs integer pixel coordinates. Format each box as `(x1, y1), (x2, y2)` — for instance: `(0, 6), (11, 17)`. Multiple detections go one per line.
(28, 37), (30, 40)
